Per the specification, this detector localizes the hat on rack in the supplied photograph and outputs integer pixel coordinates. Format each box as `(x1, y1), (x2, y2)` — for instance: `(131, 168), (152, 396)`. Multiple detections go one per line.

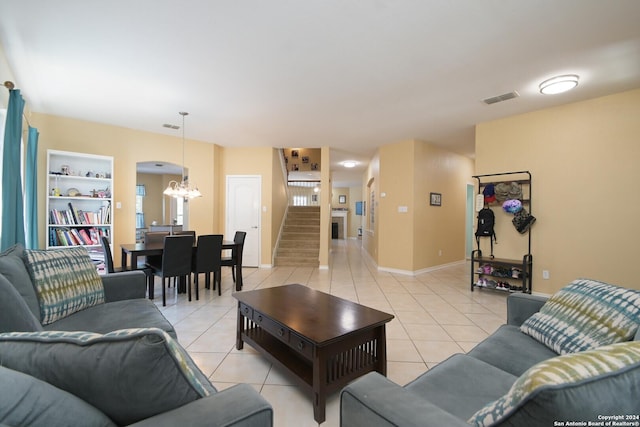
(483, 183), (496, 203)
(502, 199), (523, 214)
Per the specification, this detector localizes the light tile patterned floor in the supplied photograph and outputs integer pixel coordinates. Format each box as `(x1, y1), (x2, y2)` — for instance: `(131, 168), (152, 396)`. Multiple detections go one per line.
(155, 239), (508, 427)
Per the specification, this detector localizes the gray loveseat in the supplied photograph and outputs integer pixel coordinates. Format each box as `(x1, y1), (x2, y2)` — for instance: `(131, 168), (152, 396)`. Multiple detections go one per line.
(341, 281), (640, 426)
(0, 245), (273, 426)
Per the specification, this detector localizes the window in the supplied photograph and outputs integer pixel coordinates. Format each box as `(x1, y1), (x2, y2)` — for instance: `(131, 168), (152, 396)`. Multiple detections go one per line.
(292, 195), (308, 206)
(135, 184), (145, 228)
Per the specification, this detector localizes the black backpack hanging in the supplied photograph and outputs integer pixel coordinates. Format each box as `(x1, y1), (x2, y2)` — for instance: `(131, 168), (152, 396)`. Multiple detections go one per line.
(475, 207), (497, 257)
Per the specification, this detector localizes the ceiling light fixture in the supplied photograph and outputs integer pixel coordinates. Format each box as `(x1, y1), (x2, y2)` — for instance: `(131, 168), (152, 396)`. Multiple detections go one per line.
(163, 112), (202, 199)
(539, 74), (579, 95)
(342, 161), (357, 168)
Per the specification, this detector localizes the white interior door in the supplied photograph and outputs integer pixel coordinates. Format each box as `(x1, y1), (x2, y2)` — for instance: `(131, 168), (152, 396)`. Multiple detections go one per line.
(226, 175), (261, 267)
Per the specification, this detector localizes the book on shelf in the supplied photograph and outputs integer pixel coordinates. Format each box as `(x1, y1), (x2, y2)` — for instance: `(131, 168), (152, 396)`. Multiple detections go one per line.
(49, 227), (109, 247)
(49, 207), (111, 226)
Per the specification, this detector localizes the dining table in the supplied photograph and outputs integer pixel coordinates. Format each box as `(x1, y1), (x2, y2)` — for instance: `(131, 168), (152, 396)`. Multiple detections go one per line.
(120, 240), (243, 291)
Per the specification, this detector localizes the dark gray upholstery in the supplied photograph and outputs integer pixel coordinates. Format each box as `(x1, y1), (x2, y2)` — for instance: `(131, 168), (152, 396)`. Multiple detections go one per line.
(0, 366), (115, 427)
(0, 273), (43, 333)
(467, 324), (558, 376)
(0, 246), (274, 427)
(43, 299), (176, 339)
(404, 354), (516, 419)
(0, 244), (41, 321)
(341, 292), (640, 427)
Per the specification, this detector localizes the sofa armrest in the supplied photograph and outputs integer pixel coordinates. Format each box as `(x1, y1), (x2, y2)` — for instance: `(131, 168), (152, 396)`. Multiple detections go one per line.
(129, 384), (273, 427)
(340, 372), (469, 427)
(507, 293), (548, 326)
(101, 271), (147, 302)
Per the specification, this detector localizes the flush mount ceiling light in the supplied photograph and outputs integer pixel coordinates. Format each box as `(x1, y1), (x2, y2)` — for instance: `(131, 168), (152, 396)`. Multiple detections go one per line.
(342, 161), (357, 168)
(163, 112), (202, 199)
(539, 74), (579, 95)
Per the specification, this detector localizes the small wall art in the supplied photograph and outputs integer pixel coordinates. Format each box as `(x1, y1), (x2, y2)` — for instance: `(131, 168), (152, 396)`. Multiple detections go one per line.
(430, 192), (442, 206)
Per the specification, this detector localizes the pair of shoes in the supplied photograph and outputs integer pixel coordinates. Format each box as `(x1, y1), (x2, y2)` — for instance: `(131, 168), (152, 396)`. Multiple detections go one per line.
(496, 281), (511, 291)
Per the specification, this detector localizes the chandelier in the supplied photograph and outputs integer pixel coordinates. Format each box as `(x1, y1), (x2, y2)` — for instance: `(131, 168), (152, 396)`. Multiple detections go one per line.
(163, 111), (202, 199)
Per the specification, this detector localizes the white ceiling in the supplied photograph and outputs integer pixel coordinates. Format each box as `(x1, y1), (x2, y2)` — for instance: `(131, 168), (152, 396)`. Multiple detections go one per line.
(1, 1), (639, 186)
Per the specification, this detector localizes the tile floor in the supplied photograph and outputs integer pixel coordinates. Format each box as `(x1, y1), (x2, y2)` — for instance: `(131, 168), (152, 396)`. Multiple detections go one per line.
(154, 239), (509, 427)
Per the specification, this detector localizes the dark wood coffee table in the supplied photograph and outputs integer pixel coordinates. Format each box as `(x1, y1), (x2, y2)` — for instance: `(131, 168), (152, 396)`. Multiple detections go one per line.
(234, 284), (394, 423)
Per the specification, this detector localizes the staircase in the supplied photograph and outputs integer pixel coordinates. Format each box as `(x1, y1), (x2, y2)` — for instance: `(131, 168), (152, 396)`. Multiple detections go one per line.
(274, 206), (320, 267)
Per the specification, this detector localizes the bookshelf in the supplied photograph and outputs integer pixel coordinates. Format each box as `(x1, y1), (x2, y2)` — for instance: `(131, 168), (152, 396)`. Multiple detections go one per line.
(46, 150), (113, 263)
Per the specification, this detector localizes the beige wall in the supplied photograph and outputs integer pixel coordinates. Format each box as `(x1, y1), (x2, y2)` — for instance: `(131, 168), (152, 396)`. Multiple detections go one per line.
(363, 139), (474, 273)
(413, 140), (474, 270)
(348, 186), (363, 238)
(219, 146), (287, 266)
(319, 147), (331, 267)
(136, 173), (165, 226)
(31, 113), (219, 265)
(283, 148), (321, 174)
(362, 152), (380, 264)
(271, 148), (288, 261)
(476, 88), (640, 293)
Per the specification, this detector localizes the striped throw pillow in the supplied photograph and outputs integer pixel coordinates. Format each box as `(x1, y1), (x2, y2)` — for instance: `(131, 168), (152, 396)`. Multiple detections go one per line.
(23, 247), (105, 325)
(469, 341), (640, 426)
(520, 279), (640, 354)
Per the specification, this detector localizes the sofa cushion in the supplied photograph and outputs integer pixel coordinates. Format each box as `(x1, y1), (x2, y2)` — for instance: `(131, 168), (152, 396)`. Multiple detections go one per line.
(0, 328), (216, 425)
(0, 244), (40, 321)
(23, 247), (105, 325)
(0, 365), (115, 427)
(467, 324), (558, 376)
(43, 298), (177, 339)
(468, 341), (640, 427)
(405, 354), (517, 420)
(520, 278), (640, 354)
(0, 273), (43, 333)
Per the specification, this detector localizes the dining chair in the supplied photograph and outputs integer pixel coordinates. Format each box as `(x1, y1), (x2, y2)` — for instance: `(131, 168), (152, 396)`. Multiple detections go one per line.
(192, 234), (223, 296)
(144, 231), (169, 270)
(148, 235), (194, 306)
(100, 236), (153, 297)
(220, 231), (246, 288)
(174, 230), (196, 239)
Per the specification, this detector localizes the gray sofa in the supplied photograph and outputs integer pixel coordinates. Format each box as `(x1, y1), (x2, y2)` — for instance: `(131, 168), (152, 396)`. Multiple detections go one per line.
(0, 245), (273, 426)
(341, 286), (640, 427)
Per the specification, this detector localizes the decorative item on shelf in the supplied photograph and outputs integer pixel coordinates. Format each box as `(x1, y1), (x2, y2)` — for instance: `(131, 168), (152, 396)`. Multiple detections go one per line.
(61, 165), (70, 175)
(67, 188), (81, 197)
(163, 111), (202, 200)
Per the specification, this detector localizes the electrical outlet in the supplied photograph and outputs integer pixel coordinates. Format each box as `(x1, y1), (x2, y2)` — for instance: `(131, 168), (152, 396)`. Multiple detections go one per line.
(542, 270), (550, 280)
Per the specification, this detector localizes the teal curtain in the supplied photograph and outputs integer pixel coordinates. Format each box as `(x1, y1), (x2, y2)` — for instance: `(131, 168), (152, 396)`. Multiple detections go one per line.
(25, 126), (40, 249)
(1, 89), (26, 251)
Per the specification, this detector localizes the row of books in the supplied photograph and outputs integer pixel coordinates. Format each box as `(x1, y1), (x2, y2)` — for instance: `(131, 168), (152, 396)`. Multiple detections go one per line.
(49, 227), (110, 247)
(49, 202), (111, 225)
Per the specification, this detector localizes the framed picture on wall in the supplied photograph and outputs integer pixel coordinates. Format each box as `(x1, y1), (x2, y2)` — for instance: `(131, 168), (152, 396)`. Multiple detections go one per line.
(339, 195), (346, 204)
(301, 156), (309, 164)
(310, 163), (319, 170)
(291, 150), (299, 158)
(430, 192), (442, 206)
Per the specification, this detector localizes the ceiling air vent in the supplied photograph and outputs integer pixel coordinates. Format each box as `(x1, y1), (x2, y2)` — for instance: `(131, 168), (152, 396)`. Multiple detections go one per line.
(483, 91), (519, 105)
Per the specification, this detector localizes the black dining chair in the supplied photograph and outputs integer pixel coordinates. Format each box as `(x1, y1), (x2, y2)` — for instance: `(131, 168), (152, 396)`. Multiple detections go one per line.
(144, 231), (169, 270)
(174, 230), (196, 239)
(148, 235), (194, 306)
(100, 236), (153, 297)
(193, 234), (223, 296)
(221, 231), (246, 288)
